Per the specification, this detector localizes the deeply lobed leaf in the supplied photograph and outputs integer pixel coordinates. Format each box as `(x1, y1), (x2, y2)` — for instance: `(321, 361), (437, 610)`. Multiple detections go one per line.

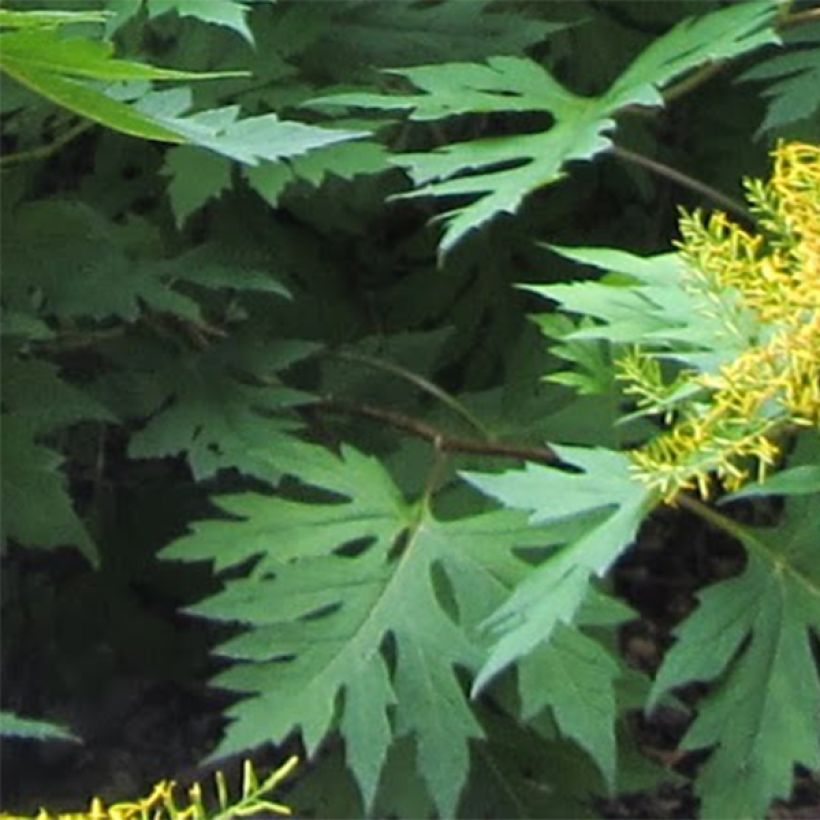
(318, 2), (777, 257)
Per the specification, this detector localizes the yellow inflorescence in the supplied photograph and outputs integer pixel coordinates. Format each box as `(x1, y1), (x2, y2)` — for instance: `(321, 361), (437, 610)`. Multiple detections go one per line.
(627, 141), (820, 500)
(0, 757), (298, 820)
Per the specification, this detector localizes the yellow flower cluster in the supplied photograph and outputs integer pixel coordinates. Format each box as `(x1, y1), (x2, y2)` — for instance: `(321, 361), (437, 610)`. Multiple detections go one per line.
(0, 758), (297, 820)
(628, 141), (820, 500)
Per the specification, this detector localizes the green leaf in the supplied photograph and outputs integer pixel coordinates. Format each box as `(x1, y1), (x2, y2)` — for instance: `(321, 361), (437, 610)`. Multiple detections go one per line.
(463, 710), (602, 819)
(648, 491), (820, 817)
(0, 18), (360, 165)
(1, 63), (186, 142)
(1, 201), (199, 321)
(245, 139), (389, 207)
(518, 623), (620, 789)
(102, 334), (311, 482)
(3, 354), (115, 435)
(164, 146), (232, 226)
(156, 242), (291, 296)
(0, 9), (109, 29)
(158, 103), (365, 165)
(535, 314), (617, 398)
(605, 1), (778, 110)
(1, 354), (111, 564)
(530, 245), (753, 370)
(721, 464), (820, 501)
(463, 445), (655, 691)
(0, 24), (246, 142)
(147, 0), (254, 44)
(0, 30), (237, 83)
(0, 711), (78, 742)
(1, 416), (97, 565)
(163, 443), (556, 815)
(318, 2), (776, 255)
(740, 23), (820, 134)
(313, 0), (564, 70)
(168, 136), (384, 220)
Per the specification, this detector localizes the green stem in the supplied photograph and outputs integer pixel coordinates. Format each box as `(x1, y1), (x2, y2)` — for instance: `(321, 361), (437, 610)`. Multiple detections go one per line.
(677, 492), (820, 599)
(610, 144), (753, 221)
(676, 493), (761, 548)
(421, 443), (449, 508)
(0, 120), (94, 169)
(328, 349), (492, 438)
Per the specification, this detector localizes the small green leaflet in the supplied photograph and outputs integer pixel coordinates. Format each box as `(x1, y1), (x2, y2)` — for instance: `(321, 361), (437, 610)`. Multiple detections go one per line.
(1, 356), (113, 565)
(313, 0), (564, 70)
(648, 484), (820, 817)
(464, 710), (603, 819)
(463, 445), (656, 692)
(168, 137), (385, 224)
(105, 0), (263, 41)
(0, 710), (78, 743)
(2, 417), (97, 565)
(147, 0), (255, 44)
(740, 22), (820, 135)
(164, 146), (233, 227)
(720, 464), (820, 501)
(529, 245), (754, 371)
(155, 98), (366, 166)
(1, 201), (198, 321)
(317, 1), (776, 257)
(2, 201), (289, 321)
(245, 140), (388, 211)
(518, 623), (620, 789)
(534, 314), (616, 398)
(162, 442), (563, 815)
(100, 334), (313, 482)
(155, 242), (291, 297)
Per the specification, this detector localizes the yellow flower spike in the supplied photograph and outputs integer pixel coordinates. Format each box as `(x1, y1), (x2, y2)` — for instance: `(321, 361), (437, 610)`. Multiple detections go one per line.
(625, 140), (819, 500)
(2, 759), (296, 820)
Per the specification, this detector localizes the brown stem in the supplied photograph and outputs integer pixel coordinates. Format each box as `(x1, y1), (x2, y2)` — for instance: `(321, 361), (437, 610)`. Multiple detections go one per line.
(314, 397), (563, 467)
(661, 61), (725, 106)
(622, 8), (819, 116)
(610, 144), (753, 221)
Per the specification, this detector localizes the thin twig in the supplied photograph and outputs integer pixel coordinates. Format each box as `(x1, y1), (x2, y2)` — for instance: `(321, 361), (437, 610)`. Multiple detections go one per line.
(327, 349), (492, 438)
(622, 8), (820, 116)
(675, 491), (820, 600)
(675, 493), (756, 546)
(661, 61), (726, 106)
(779, 7), (820, 28)
(314, 397), (563, 466)
(0, 120), (94, 169)
(610, 144), (753, 221)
